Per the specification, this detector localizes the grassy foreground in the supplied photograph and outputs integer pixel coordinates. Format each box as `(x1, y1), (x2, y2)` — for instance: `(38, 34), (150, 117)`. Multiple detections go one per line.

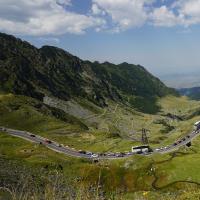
(1, 93), (200, 199)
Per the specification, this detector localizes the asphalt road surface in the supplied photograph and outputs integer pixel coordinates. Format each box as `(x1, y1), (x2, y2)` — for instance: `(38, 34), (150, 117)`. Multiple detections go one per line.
(0, 126), (200, 160)
(154, 129), (200, 154)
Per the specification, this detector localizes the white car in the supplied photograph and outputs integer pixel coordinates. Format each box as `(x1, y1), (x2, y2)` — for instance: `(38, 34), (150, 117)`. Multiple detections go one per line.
(107, 153), (115, 156)
(91, 154), (98, 158)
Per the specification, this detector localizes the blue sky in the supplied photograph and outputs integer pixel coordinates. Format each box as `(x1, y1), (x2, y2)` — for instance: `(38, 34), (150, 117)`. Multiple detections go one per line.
(1, 0), (200, 76)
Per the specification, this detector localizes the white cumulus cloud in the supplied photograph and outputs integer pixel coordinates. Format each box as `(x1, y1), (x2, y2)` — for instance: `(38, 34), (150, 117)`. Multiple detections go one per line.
(175, 0), (200, 26)
(1, 0), (200, 35)
(92, 0), (200, 31)
(92, 0), (153, 31)
(92, 3), (105, 15)
(0, 0), (105, 36)
(150, 6), (183, 27)
(151, 0), (200, 28)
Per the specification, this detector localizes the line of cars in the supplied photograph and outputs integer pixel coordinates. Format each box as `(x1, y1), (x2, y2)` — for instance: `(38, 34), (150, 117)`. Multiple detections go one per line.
(155, 146), (169, 152)
(27, 132), (54, 145)
(173, 135), (190, 146)
(28, 132), (53, 144)
(77, 150), (133, 158)
(28, 133), (100, 158)
(1, 127), (133, 158)
(2, 121), (200, 159)
(173, 129), (199, 147)
(78, 150), (99, 158)
(172, 120), (200, 147)
(155, 121), (200, 151)
(155, 135), (191, 151)
(28, 133), (98, 157)
(172, 121), (200, 147)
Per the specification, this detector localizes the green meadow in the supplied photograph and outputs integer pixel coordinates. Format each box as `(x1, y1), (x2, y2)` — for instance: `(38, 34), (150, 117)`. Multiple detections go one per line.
(1, 93), (200, 199)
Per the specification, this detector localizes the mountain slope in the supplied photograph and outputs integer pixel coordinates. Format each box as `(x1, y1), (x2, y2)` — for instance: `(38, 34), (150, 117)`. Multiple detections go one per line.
(2, 33), (200, 200)
(0, 32), (177, 113)
(178, 87), (200, 100)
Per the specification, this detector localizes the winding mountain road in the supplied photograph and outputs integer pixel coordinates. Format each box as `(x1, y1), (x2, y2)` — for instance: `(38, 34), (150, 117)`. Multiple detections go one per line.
(0, 126), (200, 160)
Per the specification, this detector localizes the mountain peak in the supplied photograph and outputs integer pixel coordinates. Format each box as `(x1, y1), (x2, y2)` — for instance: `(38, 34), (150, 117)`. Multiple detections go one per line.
(0, 32), (177, 113)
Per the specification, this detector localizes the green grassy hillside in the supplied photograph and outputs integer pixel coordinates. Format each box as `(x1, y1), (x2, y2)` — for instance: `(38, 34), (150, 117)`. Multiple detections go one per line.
(0, 32), (177, 114)
(1, 93), (200, 199)
(0, 32), (200, 199)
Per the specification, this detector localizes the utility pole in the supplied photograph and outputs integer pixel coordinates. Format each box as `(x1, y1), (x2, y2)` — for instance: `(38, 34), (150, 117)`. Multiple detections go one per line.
(141, 128), (149, 145)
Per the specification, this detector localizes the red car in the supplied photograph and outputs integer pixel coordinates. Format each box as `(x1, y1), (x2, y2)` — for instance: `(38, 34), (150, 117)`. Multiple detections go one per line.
(45, 139), (52, 144)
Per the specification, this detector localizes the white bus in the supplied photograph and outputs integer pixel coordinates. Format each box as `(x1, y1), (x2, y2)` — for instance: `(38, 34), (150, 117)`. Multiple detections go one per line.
(131, 145), (150, 154)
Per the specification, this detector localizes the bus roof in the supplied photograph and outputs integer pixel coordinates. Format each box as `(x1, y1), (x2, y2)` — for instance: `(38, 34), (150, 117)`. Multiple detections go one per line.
(132, 145), (149, 149)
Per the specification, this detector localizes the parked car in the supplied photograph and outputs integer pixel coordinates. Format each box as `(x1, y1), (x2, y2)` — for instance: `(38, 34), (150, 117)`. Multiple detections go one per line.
(30, 134), (36, 137)
(78, 150), (86, 154)
(86, 152), (93, 156)
(107, 153), (115, 156)
(116, 153), (123, 157)
(92, 154), (98, 158)
(99, 153), (106, 156)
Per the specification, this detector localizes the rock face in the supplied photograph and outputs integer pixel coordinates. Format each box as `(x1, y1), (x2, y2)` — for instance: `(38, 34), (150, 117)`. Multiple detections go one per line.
(0, 32), (177, 113)
(43, 96), (94, 119)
